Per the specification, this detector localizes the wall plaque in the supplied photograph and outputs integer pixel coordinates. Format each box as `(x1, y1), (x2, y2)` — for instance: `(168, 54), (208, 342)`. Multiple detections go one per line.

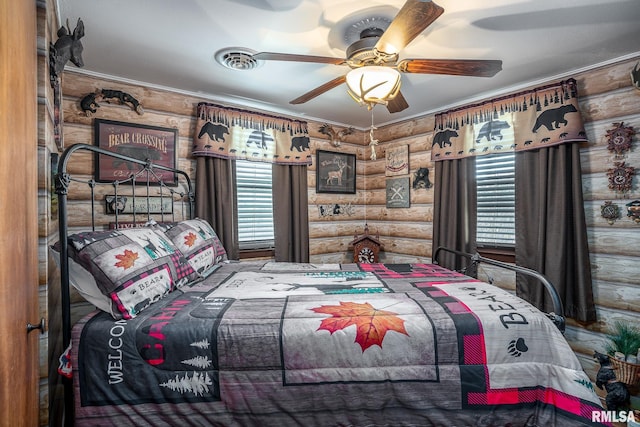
(386, 177), (410, 208)
(105, 195), (173, 215)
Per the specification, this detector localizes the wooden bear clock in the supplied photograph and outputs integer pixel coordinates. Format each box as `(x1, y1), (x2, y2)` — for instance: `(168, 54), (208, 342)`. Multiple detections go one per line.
(349, 224), (384, 263)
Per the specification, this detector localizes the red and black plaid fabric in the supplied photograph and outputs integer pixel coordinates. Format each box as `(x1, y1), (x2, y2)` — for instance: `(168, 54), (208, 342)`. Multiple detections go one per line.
(359, 263), (469, 279)
(421, 284), (606, 425)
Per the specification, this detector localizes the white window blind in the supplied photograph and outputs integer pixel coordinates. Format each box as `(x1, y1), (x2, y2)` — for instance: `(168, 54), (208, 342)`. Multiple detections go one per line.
(475, 153), (516, 248)
(235, 159), (274, 249)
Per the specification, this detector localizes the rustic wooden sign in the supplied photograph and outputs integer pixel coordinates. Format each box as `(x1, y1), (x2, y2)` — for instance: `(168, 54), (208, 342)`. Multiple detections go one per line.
(105, 195), (173, 215)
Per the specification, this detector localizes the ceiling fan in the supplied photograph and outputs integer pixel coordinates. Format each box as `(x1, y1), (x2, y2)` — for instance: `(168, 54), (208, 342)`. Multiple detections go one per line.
(252, 0), (502, 113)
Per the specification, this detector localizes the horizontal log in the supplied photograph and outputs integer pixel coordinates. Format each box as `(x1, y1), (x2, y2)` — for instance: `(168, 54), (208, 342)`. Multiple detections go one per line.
(582, 173), (640, 201)
(574, 57), (640, 97)
(580, 141), (640, 175)
(312, 241), (434, 260)
(61, 200), (190, 228)
(359, 205), (434, 222)
(587, 227), (640, 257)
(476, 265), (516, 291)
(63, 71), (201, 118)
(374, 116), (435, 142)
(591, 279), (640, 313)
(564, 325), (610, 357)
(379, 136), (434, 157)
(591, 253), (640, 286)
(377, 237), (431, 258)
(579, 89), (640, 123)
(309, 237), (356, 256)
(61, 97), (193, 139)
(308, 221), (364, 239)
(309, 221), (433, 241)
(364, 221), (433, 240)
(567, 304), (640, 335)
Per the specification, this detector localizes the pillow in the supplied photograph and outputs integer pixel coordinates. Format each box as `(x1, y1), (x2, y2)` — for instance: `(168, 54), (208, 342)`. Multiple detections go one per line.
(65, 227), (199, 319)
(50, 246), (113, 315)
(155, 218), (228, 278)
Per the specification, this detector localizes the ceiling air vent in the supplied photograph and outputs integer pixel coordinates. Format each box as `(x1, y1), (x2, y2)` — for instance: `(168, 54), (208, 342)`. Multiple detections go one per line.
(215, 48), (262, 71)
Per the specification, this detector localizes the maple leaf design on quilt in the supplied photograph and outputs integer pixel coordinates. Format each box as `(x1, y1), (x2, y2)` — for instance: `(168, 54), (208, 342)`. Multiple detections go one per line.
(311, 301), (409, 352)
(184, 232), (198, 247)
(114, 249), (139, 269)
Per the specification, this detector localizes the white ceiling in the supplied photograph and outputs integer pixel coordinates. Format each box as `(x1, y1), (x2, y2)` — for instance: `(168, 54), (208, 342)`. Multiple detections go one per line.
(56, 0), (640, 129)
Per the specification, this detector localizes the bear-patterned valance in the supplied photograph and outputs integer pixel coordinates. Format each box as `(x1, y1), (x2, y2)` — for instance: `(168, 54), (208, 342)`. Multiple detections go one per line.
(192, 102), (312, 165)
(431, 79), (587, 161)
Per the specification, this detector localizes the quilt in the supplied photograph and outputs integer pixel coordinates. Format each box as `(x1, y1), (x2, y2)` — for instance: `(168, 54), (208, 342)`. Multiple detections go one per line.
(71, 262), (606, 426)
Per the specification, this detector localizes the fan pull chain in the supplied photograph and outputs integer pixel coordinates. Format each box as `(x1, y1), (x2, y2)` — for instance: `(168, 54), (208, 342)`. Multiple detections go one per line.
(369, 109), (378, 160)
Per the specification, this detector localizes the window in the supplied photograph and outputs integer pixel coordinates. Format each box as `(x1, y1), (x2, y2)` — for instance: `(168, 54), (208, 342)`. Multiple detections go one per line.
(235, 159), (274, 250)
(475, 153), (515, 249)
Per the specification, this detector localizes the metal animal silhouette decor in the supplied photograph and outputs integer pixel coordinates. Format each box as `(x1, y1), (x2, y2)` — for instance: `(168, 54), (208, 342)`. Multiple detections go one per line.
(594, 351), (631, 413)
(412, 167), (432, 189)
(631, 61), (640, 91)
(49, 18), (85, 86)
(80, 89), (144, 116)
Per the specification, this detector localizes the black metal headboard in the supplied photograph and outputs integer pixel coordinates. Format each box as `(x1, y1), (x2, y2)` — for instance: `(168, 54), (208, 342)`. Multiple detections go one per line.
(54, 143), (194, 424)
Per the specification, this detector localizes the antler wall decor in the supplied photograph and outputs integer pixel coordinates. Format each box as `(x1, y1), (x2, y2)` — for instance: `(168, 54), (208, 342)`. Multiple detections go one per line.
(318, 124), (355, 147)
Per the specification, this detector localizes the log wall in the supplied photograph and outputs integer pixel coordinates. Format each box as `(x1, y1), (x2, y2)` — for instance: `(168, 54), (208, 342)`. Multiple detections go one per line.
(41, 54), (640, 424)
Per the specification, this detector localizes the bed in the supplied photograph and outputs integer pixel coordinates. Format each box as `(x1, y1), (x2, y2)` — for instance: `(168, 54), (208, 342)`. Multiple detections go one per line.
(54, 144), (607, 426)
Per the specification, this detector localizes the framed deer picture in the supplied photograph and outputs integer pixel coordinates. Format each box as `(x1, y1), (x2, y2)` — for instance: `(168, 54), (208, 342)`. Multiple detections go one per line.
(316, 150), (356, 194)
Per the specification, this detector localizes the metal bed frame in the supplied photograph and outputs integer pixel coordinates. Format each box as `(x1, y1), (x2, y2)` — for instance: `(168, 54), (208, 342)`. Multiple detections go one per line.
(54, 143), (194, 426)
(433, 246), (565, 333)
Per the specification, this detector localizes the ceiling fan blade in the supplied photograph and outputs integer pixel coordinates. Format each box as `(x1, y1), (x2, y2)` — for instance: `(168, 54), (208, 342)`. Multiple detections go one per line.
(290, 75), (347, 105)
(375, 0), (444, 55)
(398, 58), (502, 77)
(387, 91), (409, 113)
(252, 52), (346, 65)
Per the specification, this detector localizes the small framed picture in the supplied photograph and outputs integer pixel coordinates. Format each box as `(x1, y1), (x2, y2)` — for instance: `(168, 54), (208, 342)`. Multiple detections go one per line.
(316, 150), (356, 194)
(386, 177), (411, 208)
(386, 144), (409, 176)
(94, 119), (178, 185)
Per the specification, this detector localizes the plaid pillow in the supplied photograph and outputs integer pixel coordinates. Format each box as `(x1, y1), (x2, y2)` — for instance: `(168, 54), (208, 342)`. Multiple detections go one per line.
(67, 227), (198, 319)
(156, 218), (228, 278)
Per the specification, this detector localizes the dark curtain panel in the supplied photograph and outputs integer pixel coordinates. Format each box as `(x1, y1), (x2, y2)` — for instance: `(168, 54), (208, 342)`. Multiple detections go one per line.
(272, 164), (309, 263)
(195, 156), (239, 260)
(515, 143), (596, 322)
(433, 158), (477, 272)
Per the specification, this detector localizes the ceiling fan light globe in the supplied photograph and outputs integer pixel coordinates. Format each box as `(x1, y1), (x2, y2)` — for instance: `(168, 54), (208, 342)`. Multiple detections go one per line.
(346, 66), (401, 106)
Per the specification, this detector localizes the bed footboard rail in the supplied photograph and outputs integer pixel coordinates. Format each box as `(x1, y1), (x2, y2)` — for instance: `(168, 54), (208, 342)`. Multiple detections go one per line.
(433, 246), (565, 333)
